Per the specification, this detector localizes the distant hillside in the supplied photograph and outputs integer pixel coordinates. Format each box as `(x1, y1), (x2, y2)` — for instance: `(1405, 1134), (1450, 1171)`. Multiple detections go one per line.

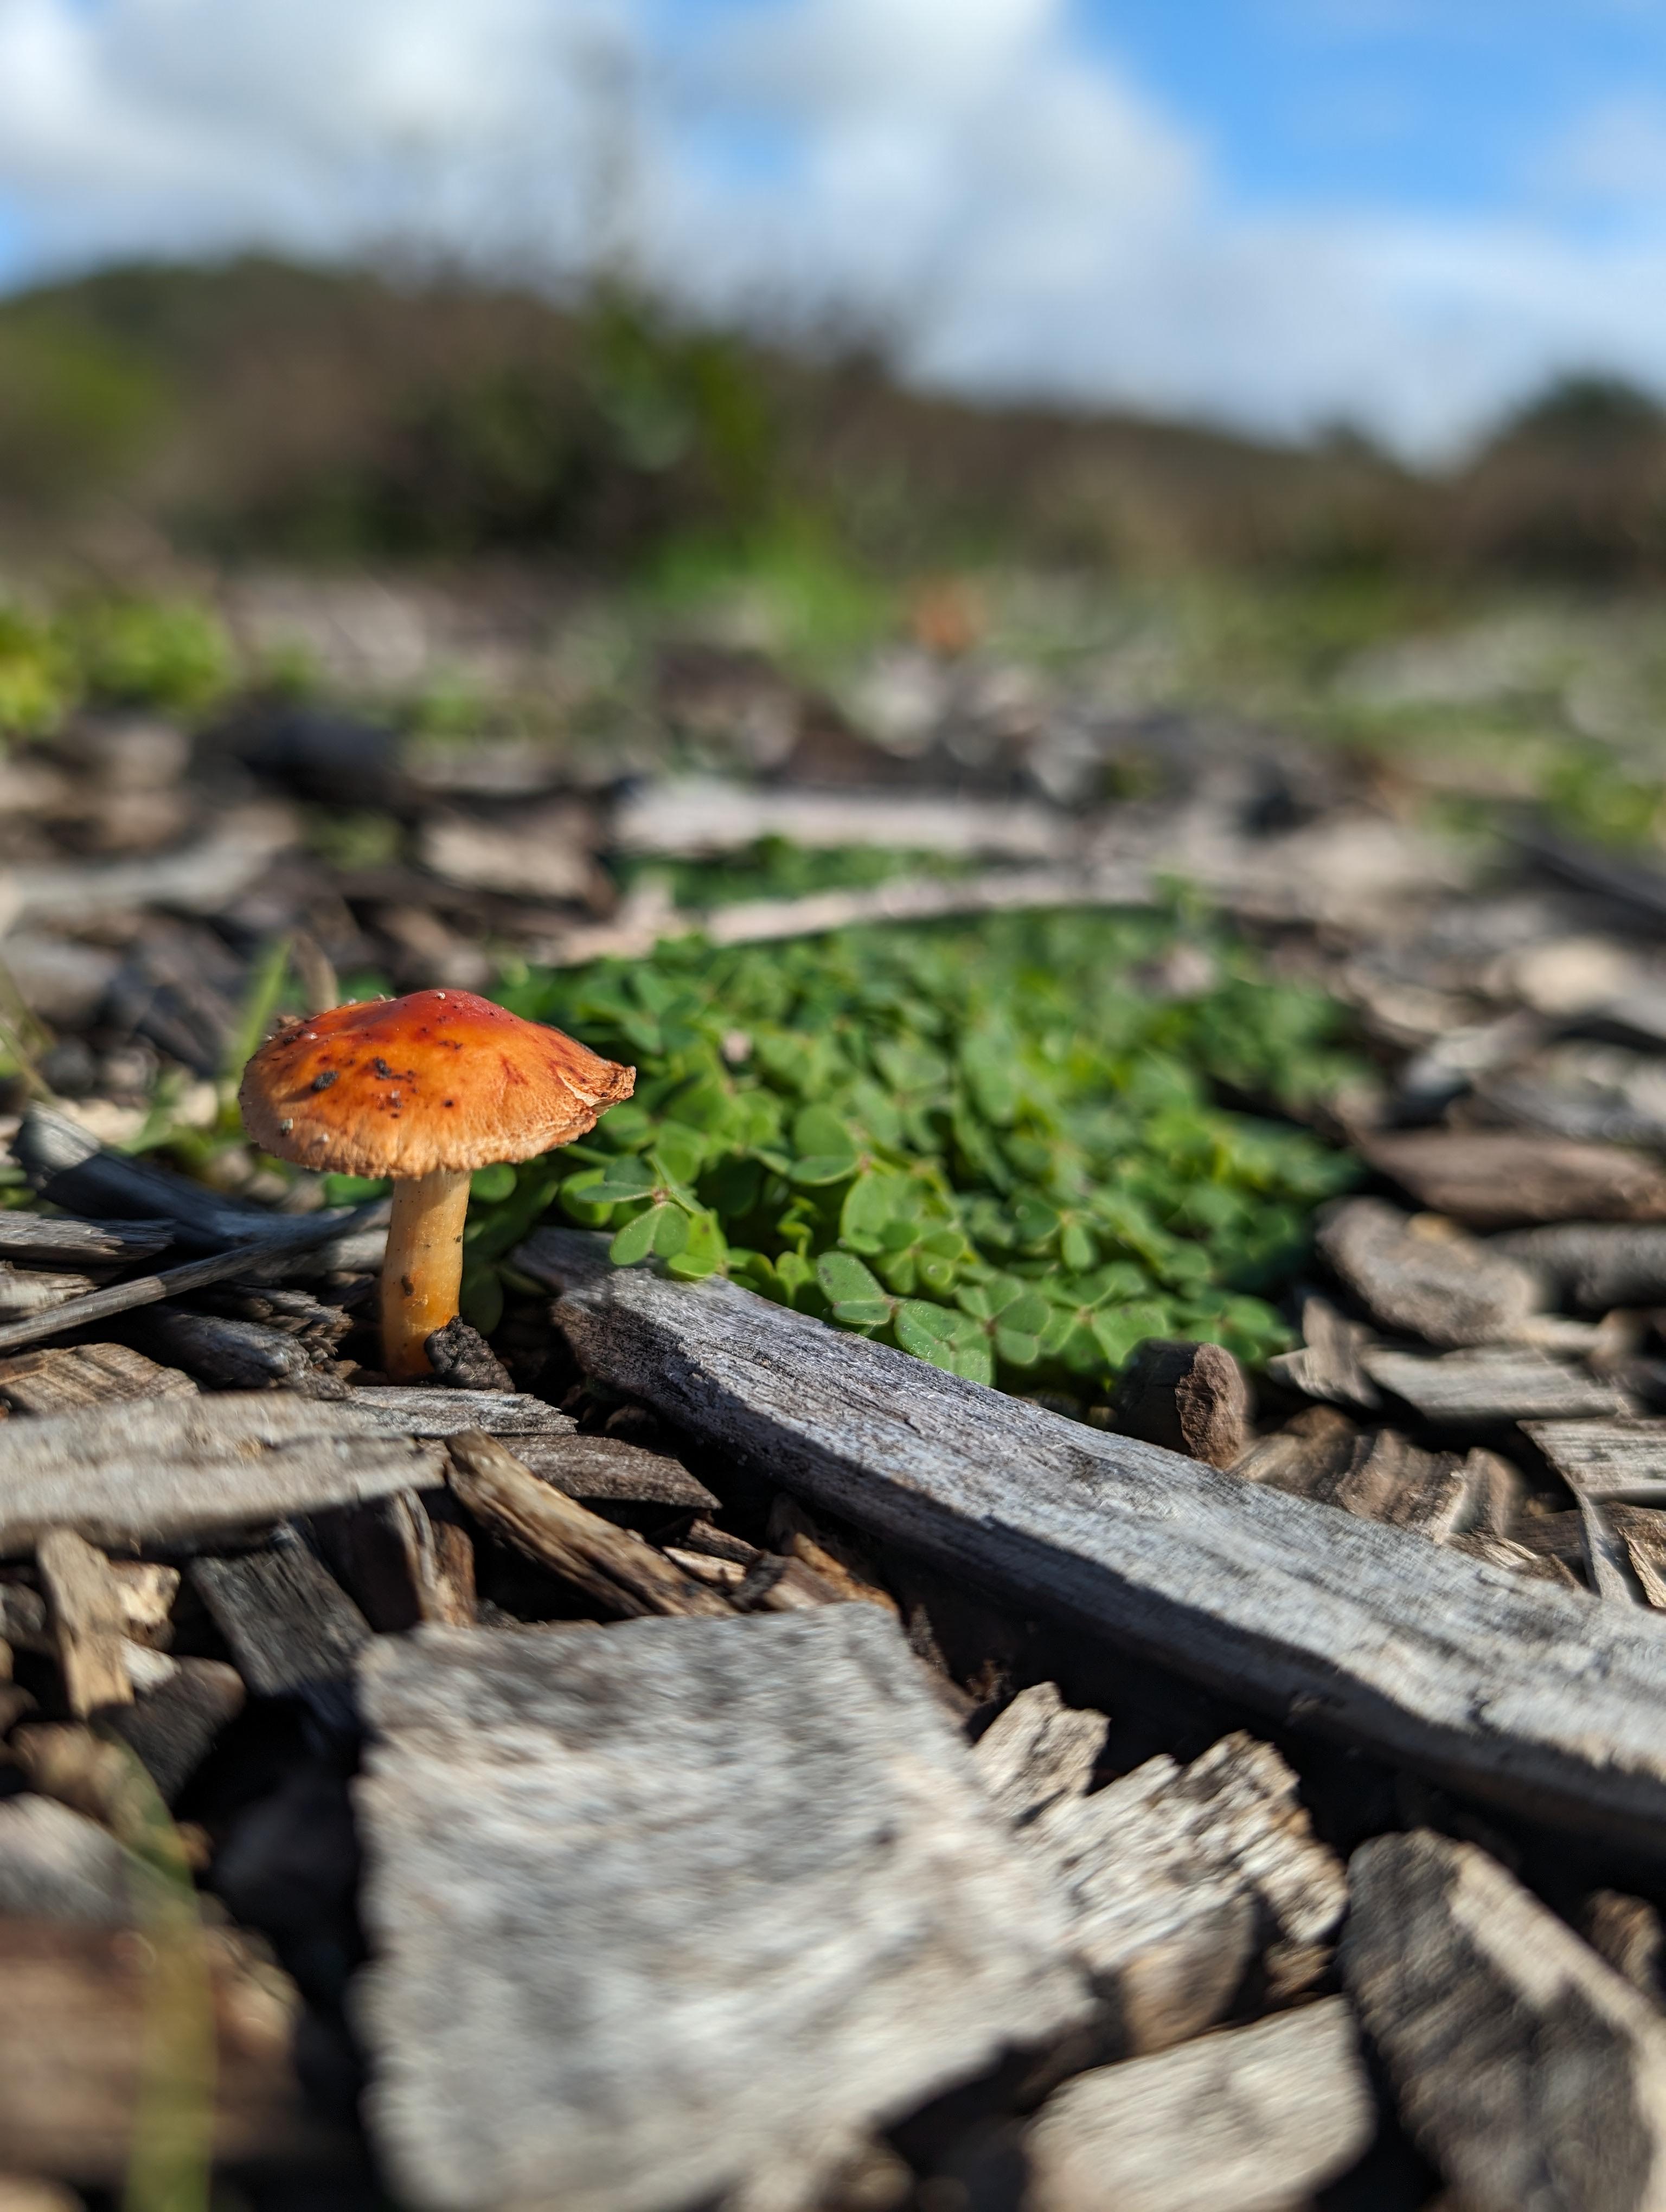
(0, 257), (1659, 580)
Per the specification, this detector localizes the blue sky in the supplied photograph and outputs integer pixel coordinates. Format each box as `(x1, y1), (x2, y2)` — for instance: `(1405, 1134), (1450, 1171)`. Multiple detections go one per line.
(1088, 3), (1666, 218)
(4, 0), (1666, 454)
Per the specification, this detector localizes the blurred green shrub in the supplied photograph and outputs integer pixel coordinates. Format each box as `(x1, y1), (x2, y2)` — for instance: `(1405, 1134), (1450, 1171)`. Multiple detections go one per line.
(477, 909), (1362, 1398)
(0, 605), (72, 738)
(61, 596), (232, 715)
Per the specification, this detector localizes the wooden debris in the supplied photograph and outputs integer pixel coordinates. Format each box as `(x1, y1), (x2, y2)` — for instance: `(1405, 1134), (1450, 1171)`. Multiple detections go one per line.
(1024, 1997), (1373, 2212)
(0, 1266), (97, 1319)
(978, 1691), (1347, 2054)
(0, 1395), (450, 1555)
(1611, 1507), (1666, 1608)
(0, 1342), (197, 1414)
(512, 1431), (720, 1509)
(1524, 1419), (1666, 1500)
(446, 1431), (732, 1620)
(137, 1306), (317, 1390)
(0, 1919), (319, 2182)
(422, 1315), (514, 1390)
(1364, 1128), (1666, 1228)
(36, 1531), (132, 1717)
(1316, 1196), (1542, 1347)
(525, 1229), (1666, 1844)
(345, 1386), (575, 1438)
(12, 1726), (140, 1829)
(1264, 1293), (1382, 1411)
(0, 1216), (173, 1271)
(1361, 1345), (1629, 1422)
(1243, 1418), (1475, 1539)
(191, 1534), (372, 1697)
(0, 1217), (383, 1361)
(12, 1102), (376, 1257)
(1447, 1530), (1582, 1585)
(1584, 1892), (1666, 2008)
(1230, 1403), (1360, 1489)
(99, 1657), (246, 1803)
(1112, 1339), (1251, 1468)
(1343, 1828), (1666, 2212)
(355, 1609), (1091, 2212)
(0, 1798), (140, 1926)
(1496, 1223), (1666, 1311)
(318, 1490), (476, 1631)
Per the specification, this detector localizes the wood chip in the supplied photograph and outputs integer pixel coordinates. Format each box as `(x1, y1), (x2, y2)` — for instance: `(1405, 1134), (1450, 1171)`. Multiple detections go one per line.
(0, 1221), (172, 1274)
(1361, 1345), (1629, 1422)
(1112, 1339), (1251, 1468)
(0, 1919), (320, 2183)
(979, 1693), (1348, 2055)
(0, 1267), (96, 1319)
(0, 1395), (450, 1555)
(1343, 1828), (1666, 2212)
(1524, 1419), (1666, 1501)
(136, 1307), (316, 1390)
(1364, 1129), (1666, 1228)
(1264, 1293), (1382, 1411)
(1316, 1196), (1543, 1347)
(523, 1228), (1666, 1844)
(1025, 1998), (1373, 2212)
(446, 1430), (732, 1619)
(1497, 1223), (1666, 1311)
(356, 1609), (1091, 2212)
(1244, 1418), (1475, 1539)
(36, 1530), (132, 1716)
(316, 1491), (476, 1631)
(0, 1342), (197, 1415)
(511, 1431), (719, 1509)
(1611, 1506), (1666, 1608)
(345, 1386), (576, 1438)
(190, 1535), (371, 1697)
(1584, 1892), (1666, 2008)
(98, 1657), (246, 1803)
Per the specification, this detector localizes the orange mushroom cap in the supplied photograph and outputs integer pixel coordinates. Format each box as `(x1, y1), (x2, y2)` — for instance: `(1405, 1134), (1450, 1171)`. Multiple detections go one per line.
(239, 989), (635, 1179)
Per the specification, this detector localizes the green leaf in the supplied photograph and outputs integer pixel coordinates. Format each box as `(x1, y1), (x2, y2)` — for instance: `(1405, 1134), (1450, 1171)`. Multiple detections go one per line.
(470, 1162), (517, 1204)
(609, 1207), (663, 1266)
(589, 1156), (657, 1202)
(652, 1203), (690, 1258)
(665, 1212), (728, 1279)
(895, 1300), (993, 1385)
(815, 1250), (894, 1327)
(651, 1128), (706, 1187)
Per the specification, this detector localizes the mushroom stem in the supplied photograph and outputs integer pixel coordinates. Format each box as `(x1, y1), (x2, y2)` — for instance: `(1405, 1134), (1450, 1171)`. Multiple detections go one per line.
(381, 1167), (472, 1379)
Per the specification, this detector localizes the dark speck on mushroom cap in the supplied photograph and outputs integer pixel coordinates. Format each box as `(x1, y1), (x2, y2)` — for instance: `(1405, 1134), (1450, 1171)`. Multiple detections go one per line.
(238, 987), (635, 1179)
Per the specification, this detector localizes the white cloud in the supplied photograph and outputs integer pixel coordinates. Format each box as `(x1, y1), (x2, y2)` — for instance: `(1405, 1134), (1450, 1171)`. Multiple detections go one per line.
(3, 0), (1666, 457)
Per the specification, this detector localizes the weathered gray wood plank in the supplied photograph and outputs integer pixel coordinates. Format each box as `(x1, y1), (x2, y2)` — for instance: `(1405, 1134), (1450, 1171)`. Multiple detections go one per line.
(0, 1396), (450, 1554)
(521, 1228), (1666, 1847)
(355, 1609), (1091, 2212)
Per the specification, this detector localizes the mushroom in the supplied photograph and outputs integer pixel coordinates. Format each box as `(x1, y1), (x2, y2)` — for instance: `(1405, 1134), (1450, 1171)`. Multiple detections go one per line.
(239, 988), (634, 1379)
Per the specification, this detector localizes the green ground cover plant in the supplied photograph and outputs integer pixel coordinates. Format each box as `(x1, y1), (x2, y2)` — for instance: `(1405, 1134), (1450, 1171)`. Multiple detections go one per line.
(476, 909), (1362, 1399)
